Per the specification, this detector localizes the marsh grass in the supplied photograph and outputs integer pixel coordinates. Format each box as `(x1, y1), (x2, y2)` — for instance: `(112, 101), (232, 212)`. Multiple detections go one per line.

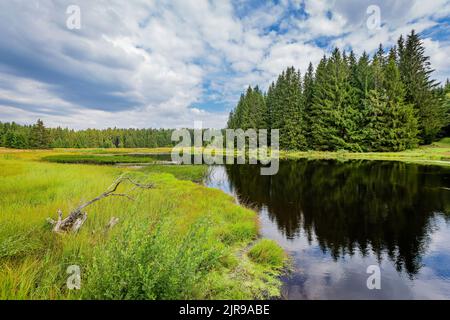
(248, 239), (287, 270)
(140, 164), (208, 183)
(281, 138), (450, 166)
(42, 154), (158, 165)
(0, 151), (285, 300)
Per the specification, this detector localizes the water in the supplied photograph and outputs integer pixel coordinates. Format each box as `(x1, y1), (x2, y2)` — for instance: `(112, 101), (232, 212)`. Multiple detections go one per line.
(203, 159), (450, 299)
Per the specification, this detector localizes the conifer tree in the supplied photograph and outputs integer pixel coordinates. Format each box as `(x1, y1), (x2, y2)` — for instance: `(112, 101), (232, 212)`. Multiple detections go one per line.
(29, 119), (50, 149)
(227, 110), (236, 129)
(283, 68), (307, 150)
(248, 86), (267, 129)
(269, 71), (286, 135)
(399, 30), (444, 143)
(240, 86), (253, 130)
(366, 51), (418, 151)
(372, 44), (385, 91)
(303, 62), (315, 147)
(310, 50), (360, 151)
(267, 67), (307, 149)
(265, 82), (276, 130)
(310, 56), (333, 150)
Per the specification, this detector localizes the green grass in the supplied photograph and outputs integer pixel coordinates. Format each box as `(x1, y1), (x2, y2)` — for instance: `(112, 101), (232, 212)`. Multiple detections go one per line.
(248, 239), (287, 270)
(0, 151), (285, 300)
(42, 153), (208, 182)
(140, 165), (207, 183)
(42, 154), (159, 165)
(280, 137), (450, 166)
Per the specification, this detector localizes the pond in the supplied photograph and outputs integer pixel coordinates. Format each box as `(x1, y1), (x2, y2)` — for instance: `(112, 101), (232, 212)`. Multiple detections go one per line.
(203, 159), (450, 299)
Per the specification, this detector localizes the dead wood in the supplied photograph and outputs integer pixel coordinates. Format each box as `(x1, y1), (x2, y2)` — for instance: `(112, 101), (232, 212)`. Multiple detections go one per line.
(47, 175), (153, 233)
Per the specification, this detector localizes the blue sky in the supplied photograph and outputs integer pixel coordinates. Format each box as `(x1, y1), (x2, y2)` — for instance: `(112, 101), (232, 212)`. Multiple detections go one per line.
(0, 0), (449, 129)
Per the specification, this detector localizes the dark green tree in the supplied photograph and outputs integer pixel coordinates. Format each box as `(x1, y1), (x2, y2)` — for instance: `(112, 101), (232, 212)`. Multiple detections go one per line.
(310, 50), (360, 151)
(366, 50), (418, 151)
(29, 119), (51, 149)
(303, 62), (315, 147)
(399, 30), (445, 143)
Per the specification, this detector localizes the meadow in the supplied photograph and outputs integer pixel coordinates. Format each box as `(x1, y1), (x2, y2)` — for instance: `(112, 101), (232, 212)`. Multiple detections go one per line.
(0, 149), (287, 300)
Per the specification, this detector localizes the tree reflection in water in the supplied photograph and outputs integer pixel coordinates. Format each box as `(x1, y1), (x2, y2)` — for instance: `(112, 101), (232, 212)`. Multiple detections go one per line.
(224, 160), (450, 277)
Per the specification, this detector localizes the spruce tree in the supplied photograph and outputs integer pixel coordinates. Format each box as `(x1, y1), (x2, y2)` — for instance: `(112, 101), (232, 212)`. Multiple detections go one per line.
(366, 51), (418, 151)
(303, 62), (315, 147)
(399, 30), (444, 143)
(269, 71), (287, 135)
(283, 68), (307, 150)
(350, 52), (374, 149)
(231, 93), (246, 129)
(265, 82), (275, 130)
(442, 79), (450, 136)
(372, 44), (385, 91)
(310, 50), (360, 151)
(310, 56), (334, 150)
(227, 110), (236, 129)
(248, 86), (267, 129)
(29, 119), (50, 149)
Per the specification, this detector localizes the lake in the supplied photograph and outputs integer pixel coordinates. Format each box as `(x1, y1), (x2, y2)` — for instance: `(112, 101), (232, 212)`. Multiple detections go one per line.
(204, 159), (450, 299)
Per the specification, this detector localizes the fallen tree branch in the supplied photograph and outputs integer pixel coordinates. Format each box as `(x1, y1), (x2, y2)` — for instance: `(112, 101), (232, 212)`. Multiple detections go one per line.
(48, 175), (154, 233)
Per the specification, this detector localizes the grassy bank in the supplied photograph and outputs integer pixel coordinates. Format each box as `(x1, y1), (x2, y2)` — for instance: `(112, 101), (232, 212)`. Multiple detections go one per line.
(42, 154), (160, 165)
(0, 150), (286, 300)
(280, 138), (450, 166)
(4, 137), (449, 167)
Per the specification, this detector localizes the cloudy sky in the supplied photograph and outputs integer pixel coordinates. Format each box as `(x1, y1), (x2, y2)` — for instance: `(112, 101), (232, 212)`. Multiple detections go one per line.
(0, 0), (449, 129)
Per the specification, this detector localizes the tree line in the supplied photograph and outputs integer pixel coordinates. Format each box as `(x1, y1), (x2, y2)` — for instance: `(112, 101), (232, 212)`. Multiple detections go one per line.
(227, 30), (450, 151)
(0, 120), (176, 149)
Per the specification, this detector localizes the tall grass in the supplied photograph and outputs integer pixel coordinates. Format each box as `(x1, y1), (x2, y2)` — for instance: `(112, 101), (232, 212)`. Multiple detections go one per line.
(140, 164), (207, 182)
(281, 137), (450, 165)
(0, 152), (285, 300)
(42, 154), (158, 164)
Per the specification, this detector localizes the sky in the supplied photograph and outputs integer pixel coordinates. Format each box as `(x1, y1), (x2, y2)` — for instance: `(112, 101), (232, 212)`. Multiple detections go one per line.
(0, 0), (449, 129)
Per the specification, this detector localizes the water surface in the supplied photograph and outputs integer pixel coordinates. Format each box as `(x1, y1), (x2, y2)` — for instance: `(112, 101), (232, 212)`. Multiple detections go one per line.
(204, 159), (450, 299)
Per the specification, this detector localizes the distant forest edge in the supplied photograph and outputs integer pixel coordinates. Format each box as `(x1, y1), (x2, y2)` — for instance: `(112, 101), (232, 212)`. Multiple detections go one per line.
(228, 30), (450, 152)
(0, 120), (176, 149)
(1, 31), (449, 151)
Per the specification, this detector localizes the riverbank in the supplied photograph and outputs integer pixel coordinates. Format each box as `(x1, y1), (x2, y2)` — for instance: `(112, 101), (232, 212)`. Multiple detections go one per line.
(280, 138), (450, 166)
(0, 150), (286, 299)
(3, 138), (449, 167)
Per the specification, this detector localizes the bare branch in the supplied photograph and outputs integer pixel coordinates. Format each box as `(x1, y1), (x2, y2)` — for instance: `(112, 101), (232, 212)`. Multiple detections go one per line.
(109, 193), (136, 201)
(47, 176), (154, 233)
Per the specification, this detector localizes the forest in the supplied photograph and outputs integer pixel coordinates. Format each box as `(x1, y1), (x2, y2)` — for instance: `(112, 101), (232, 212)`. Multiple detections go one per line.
(0, 120), (175, 149)
(228, 30), (450, 151)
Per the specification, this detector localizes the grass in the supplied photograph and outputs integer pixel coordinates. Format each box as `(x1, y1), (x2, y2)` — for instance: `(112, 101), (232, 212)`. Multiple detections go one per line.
(248, 239), (287, 270)
(280, 137), (450, 166)
(42, 154), (159, 165)
(0, 150), (285, 300)
(140, 165), (207, 183)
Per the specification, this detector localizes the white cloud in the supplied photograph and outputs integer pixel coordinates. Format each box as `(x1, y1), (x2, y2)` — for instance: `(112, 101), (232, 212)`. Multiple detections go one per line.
(0, 0), (448, 129)
(423, 38), (450, 84)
